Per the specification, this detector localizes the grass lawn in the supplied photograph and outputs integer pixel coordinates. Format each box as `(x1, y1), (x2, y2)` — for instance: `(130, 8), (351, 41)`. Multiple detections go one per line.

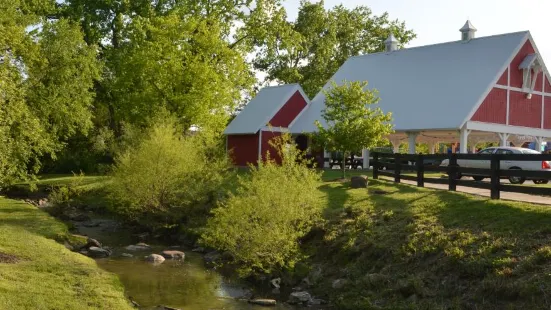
(311, 178), (551, 309)
(0, 197), (132, 309)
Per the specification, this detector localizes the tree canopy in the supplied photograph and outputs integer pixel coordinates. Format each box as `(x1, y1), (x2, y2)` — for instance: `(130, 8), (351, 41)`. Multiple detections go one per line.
(1, 0), (414, 182)
(315, 80), (393, 178)
(0, 0), (100, 186)
(254, 0), (416, 98)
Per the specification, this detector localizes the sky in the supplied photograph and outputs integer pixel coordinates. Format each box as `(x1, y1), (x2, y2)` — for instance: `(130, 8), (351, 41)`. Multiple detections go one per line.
(281, 0), (551, 61)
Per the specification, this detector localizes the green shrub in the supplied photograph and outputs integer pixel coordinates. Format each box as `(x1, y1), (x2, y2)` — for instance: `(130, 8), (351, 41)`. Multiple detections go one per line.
(108, 117), (231, 230)
(201, 134), (322, 276)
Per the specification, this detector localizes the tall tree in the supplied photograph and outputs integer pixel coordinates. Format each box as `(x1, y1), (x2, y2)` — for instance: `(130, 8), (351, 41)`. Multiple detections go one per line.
(315, 80), (393, 178)
(60, 0), (293, 135)
(110, 13), (255, 133)
(255, 0), (416, 98)
(0, 0), (100, 186)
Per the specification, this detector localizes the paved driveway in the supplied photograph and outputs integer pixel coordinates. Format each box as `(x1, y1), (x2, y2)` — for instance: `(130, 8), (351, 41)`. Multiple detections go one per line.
(379, 176), (551, 205)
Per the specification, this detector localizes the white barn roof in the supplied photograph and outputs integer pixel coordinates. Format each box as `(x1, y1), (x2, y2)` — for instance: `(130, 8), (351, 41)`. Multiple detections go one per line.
(224, 84), (307, 135)
(290, 31), (530, 134)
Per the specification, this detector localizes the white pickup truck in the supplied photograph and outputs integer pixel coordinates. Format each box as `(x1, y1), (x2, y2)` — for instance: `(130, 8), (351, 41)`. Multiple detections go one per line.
(440, 147), (551, 184)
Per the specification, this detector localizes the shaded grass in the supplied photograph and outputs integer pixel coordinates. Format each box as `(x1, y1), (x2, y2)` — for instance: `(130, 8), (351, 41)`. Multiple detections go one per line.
(310, 179), (551, 309)
(0, 197), (132, 309)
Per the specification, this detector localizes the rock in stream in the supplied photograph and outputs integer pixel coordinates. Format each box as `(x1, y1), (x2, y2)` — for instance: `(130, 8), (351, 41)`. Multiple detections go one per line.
(161, 250), (185, 260)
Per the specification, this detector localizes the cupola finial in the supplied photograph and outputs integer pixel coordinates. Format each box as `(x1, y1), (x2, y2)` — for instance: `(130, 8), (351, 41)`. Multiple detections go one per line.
(460, 20), (477, 41)
(385, 33), (399, 52)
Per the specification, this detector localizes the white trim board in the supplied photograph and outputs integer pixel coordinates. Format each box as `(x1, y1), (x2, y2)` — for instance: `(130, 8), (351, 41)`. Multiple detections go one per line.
(258, 130), (262, 162)
(461, 32), (530, 128)
(527, 34), (551, 94)
(542, 74), (545, 129)
(494, 84), (551, 97)
(287, 88), (311, 129)
(258, 85), (310, 133)
(260, 126), (290, 133)
(465, 121), (551, 138)
(506, 65), (510, 125)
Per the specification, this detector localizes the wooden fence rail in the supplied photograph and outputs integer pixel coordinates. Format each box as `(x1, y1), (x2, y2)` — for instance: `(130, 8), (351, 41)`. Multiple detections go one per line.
(372, 152), (551, 199)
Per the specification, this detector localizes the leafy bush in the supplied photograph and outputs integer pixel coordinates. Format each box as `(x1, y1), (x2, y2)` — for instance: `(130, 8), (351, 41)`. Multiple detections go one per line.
(201, 134), (322, 276)
(108, 117), (231, 230)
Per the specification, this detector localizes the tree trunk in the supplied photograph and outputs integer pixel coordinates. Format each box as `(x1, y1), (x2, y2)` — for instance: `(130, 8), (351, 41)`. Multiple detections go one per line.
(342, 151), (347, 179)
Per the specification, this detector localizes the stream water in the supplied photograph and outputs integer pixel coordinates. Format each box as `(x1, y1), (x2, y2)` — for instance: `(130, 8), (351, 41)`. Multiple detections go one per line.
(74, 218), (297, 310)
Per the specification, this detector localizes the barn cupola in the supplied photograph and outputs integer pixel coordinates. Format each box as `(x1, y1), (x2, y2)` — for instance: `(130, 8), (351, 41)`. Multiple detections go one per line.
(460, 20), (477, 41)
(385, 33), (399, 52)
(519, 53), (542, 99)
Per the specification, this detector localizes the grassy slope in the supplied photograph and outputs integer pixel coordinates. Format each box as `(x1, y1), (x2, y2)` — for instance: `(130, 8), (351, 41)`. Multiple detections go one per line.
(311, 179), (551, 309)
(0, 197), (132, 310)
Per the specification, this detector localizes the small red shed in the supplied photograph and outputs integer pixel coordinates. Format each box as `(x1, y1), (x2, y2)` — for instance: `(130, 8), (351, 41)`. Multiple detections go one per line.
(223, 84), (309, 166)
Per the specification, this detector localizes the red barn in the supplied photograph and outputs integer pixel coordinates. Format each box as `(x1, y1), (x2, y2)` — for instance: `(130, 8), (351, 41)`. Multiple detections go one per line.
(224, 84), (309, 166)
(226, 21), (551, 166)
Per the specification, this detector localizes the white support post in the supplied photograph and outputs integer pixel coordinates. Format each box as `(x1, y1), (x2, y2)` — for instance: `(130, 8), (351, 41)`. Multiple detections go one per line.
(498, 133), (510, 147)
(459, 128), (471, 153)
(390, 139), (401, 153)
(536, 136), (544, 152)
(407, 132), (418, 154)
(428, 142), (436, 154)
(471, 145), (477, 154)
(323, 149), (330, 168)
(362, 149), (370, 169)
(258, 130), (263, 162)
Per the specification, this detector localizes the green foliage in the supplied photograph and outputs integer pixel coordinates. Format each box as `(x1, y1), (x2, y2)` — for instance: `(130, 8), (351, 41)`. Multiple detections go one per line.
(315, 80), (393, 177)
(108, 116), (231, 229)
(255, 0), (416, 97)
(201, 134), (322, 276)
(109, 14), (254, 133)
(60, 0), (289, 136)
(0, 0), (100, 187)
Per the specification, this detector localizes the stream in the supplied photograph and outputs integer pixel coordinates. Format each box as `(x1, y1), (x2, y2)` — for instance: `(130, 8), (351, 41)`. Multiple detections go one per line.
(73, 217), (298, 310)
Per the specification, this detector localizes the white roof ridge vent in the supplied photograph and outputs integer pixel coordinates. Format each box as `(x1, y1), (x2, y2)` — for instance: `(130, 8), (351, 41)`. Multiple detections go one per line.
(460, 20), (477, 41)
(385, 33), (399, 52)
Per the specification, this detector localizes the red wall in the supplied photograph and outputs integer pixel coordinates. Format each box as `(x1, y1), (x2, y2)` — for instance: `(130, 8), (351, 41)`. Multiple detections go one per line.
(269, 91), (308, 127)
(471, 88), (507, 124)
(471, 39), (551, 129)
(535, 72), (544, 92)
(510, 40), (536, 88)
(509, 91), (542, 127)
(546, 76), (551, 93)
(497, 68), (508, 85)
(227, 134), (259, 166)
(260, 131), (283, 164)
(545, 97), (551, 129)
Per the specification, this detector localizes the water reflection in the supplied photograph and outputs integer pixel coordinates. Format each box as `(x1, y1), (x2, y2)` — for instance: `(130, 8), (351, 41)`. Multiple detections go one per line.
(77, 219), (295, 309)
(97, 251), (293, 310)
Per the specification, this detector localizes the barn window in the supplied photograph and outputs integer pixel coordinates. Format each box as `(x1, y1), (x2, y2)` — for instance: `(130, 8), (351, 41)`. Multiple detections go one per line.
(518, 53), (542, 99)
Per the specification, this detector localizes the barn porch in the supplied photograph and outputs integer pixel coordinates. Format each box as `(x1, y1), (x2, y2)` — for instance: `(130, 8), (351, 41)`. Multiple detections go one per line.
(319, 120), (551, 170)
(387, 120), (551, 155)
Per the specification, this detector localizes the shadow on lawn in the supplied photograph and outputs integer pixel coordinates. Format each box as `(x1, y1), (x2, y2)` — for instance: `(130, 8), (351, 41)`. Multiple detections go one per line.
(314, 179), (551, 308)
(317, 179), (551, 265)
(362, 180), (551, 236)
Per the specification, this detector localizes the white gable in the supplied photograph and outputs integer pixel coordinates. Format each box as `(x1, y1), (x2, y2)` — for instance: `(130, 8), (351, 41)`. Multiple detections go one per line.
(290, 31), (529, 134)
(224, 84), (305, 135)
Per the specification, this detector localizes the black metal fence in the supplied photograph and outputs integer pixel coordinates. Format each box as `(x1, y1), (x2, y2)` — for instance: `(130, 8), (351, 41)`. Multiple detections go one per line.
(372, 152), (551, 199)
